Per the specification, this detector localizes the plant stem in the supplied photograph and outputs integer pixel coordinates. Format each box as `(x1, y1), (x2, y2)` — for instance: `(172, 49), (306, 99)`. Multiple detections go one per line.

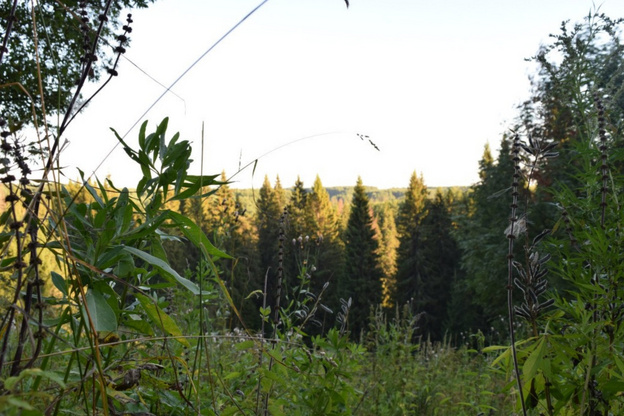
(508, 133), (528, 416)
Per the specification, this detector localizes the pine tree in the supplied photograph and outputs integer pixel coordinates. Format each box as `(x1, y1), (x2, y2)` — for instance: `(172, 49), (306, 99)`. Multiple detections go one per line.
(342, 177), (383, 337)
(394, 171), (428, 308)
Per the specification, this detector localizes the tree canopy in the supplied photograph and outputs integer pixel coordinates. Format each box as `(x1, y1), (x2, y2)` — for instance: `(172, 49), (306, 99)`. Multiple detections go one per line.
(0, 0), (154, 131)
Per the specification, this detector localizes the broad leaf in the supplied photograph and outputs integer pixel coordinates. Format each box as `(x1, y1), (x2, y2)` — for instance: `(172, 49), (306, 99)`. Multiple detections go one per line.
(167, 211), (231, 260)
(84, 289), (117, 332)
(4, 368), (66, 391)
(123, 246), (199, 294)
(523, 337), (549, 382)
(51, 271), (68, 297)
(135, 293), (189, 347)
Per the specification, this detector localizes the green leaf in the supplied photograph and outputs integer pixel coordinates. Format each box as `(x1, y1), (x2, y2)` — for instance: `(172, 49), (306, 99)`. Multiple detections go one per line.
(106, 386), (134, 404)
(114, 252), (135, 278)
(123, 246), (199, 294)
(51, 271), (68, 297)
(78, 169), (105, 208)
(94, 245), (125, 270)
(121, 313), (154, 336)
(601, 380), (624, 395)
(4, 368), (66, 391)
(523, 337), (548, 382)
(167, 211), (231, 260)
(135, 293), (189, 347)
(482, 344), (508, 353)
(84, 289), (118, 332)
(2, 397), (34, 411)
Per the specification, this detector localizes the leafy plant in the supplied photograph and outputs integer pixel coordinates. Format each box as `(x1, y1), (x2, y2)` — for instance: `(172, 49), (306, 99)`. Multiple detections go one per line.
(494, 12), (624, 416)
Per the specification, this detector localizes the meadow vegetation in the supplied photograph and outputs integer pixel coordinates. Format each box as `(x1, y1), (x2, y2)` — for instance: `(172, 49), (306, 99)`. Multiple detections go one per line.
(0, 1), (623, 415)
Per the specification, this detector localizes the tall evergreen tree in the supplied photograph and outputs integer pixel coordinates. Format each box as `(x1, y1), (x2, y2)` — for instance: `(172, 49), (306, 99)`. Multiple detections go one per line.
(255, 176), (285, 321)
(305, 175), (344, 319)
(289, 176), (308, 238)
(204, 172), (260, 329)
(341, 177), (383, 337)
(274, 176), (286, 209)
(457, 139), (517, 328)
(394, 171), (428, 308)
(200, 172), (241, 254)
(284, 177), (310, 296)
(417, 190), (460, 340)
(375, 203), (399, 308)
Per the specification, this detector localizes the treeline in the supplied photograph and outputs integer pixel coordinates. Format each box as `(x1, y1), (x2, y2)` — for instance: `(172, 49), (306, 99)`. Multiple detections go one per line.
(232, 185), (468, 217)
(121, 169), (486, 341)
(156, 11), (623, 342)
(30, 11), (624, 344)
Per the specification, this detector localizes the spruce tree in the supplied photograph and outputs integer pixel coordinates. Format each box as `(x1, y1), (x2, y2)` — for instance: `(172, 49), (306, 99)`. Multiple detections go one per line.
(342, 177), (383, 337)
(284, 177), (309, 297)
(417, 190), (460, 340)
(375, 203), (399, 308)
(304, 175), (344, 320)
(289, 176), (308, 238)
(205, 173), (260, 329)
(457, 139), (516, 328)
(256, 176), (285, 321)
(394, 171), (428, 307)
(203, 172), (237, 245)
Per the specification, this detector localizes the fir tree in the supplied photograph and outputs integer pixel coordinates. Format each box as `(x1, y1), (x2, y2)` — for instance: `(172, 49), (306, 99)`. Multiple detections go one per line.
(204, 172), (260, 329)
(204, 172), (237, 247)
(394, 171), (428, 308)
(375, 203), (399, 308)
(458, 139), (517, 328)
(289, 176), (308, 238)
(256, 176), (285, 319)
(284, 177), (309, 296)
(417, 190), (460, 340)
(304, 175), (344, 321)
(341, 177), (383, 337)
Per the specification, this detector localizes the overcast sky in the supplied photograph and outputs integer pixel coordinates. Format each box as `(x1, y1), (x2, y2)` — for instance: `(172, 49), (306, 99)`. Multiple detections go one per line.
(62, 0), (621, 190)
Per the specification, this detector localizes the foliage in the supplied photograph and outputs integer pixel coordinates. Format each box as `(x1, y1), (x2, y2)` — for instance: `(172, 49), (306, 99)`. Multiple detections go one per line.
(4, 2), (624, 414)
(341, 177), (383, 338)
(0, 118), (229, 414)
(490, 12), (624, 415)
(394, 171), (428, 308)
(0, 0), (154, 131)
(458, 139), (518, 328)
(303, 176), (345, 318)
(374, 202), (399, 308)
(415, 190), (460, 340)
(255, 175), (286, 327)
(357, 307), (511, 415)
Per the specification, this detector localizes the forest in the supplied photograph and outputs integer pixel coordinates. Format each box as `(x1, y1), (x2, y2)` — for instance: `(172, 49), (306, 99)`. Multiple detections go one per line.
(1, 1), (624, 415)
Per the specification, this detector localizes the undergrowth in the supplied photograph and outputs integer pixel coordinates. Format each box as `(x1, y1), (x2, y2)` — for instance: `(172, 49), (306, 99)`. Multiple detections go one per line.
(1, 2), (623, 416)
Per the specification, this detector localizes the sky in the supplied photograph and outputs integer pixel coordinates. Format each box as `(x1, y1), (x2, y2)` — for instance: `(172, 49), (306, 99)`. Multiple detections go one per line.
(62, 0), (622, 190)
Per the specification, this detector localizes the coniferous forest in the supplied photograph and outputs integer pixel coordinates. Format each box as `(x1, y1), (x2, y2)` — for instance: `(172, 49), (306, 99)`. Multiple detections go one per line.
(1, 1), (624, 415)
